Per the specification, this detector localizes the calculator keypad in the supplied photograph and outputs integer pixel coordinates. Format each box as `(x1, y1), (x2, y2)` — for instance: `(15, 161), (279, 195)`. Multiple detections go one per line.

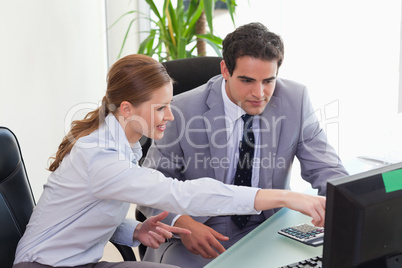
(278, 224), (324, 246)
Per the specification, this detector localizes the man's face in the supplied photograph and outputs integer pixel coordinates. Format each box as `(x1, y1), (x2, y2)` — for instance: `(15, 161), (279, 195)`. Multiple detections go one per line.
(221, 56), (278, 115)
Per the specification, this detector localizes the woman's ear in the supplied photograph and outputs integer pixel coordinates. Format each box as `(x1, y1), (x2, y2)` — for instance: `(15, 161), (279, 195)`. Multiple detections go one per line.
(119, 101), (134, 119)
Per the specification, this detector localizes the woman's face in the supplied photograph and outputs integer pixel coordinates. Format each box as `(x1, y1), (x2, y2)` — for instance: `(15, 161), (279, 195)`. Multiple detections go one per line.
(121, 83), (174, 144)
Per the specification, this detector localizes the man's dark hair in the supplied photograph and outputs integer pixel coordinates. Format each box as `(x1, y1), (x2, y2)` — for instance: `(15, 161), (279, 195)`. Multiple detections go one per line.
(222, 22), (284, 75)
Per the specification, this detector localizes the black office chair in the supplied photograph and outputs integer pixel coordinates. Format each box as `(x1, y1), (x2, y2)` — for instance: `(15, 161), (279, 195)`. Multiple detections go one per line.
(136, 56), (223, 258)
(0, 127), (136, 267)
(163, 56), (223, 96)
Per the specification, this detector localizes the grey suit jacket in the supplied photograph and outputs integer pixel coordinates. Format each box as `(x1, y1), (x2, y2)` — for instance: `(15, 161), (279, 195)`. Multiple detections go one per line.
(139, 75), (348, 225)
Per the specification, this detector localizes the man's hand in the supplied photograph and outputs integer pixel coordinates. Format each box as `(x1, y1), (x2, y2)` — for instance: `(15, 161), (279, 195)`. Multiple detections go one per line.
(174, 215), (229, 259)
(133, 211), (191, 249)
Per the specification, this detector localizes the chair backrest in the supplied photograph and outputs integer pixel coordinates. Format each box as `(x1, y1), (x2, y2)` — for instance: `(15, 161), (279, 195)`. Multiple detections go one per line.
(163, 56), (222, 95)
(0, 127), (35, 268)
(138, 56), (222, 164)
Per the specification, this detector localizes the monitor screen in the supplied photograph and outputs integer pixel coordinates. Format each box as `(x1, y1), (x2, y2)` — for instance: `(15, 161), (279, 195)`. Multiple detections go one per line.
(323, 162), (402, 268)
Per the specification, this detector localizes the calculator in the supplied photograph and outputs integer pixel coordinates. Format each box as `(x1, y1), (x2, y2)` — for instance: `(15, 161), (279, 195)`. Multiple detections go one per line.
(278, 223), (324, 247)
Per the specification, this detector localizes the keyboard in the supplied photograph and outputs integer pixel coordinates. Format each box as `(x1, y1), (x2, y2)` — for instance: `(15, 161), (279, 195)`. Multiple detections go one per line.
(279, 255), (323, 268)
(278, 223), (324, 247)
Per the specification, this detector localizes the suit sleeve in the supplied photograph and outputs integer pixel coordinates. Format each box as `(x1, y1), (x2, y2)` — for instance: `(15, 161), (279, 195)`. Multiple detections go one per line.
(296, 87), (349, 195)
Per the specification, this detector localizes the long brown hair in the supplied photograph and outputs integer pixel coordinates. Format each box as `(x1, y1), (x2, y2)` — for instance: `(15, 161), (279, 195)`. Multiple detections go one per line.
(48, 54), (171, 171)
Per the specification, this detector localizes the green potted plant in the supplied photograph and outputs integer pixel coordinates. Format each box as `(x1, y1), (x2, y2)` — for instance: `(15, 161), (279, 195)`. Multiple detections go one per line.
(112, 0), (237, 61)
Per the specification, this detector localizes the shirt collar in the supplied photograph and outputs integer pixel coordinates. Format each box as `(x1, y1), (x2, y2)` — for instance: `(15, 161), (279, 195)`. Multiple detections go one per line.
(104, 113), (143, 164)
(221, 79), (246, 122)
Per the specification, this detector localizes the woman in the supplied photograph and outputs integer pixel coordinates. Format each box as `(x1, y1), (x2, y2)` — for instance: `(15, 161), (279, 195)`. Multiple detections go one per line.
(13, 54), (325, 268)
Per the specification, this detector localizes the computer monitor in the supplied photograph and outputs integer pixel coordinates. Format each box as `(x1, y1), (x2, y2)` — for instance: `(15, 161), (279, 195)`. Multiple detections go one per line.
(323, 161), (402, 268)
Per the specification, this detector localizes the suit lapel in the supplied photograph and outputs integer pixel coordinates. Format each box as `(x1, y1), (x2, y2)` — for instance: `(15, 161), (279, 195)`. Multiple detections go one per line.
(258, 95), (282, 189)
(204, 78), (228, 182)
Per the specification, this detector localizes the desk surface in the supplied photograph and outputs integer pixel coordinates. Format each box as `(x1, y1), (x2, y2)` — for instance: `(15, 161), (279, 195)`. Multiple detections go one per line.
(205, 207), (323, 268)
(205, 158), (380, 268)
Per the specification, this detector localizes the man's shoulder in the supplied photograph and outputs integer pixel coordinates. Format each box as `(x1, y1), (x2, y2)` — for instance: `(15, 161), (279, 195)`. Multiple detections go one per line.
(173, 85), (208, 102)
(265, 78), (310, 115)
(275, 77), (306, 92)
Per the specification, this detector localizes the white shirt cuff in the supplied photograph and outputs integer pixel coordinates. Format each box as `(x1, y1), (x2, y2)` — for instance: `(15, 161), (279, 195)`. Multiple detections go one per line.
(110, 218), (141, 247)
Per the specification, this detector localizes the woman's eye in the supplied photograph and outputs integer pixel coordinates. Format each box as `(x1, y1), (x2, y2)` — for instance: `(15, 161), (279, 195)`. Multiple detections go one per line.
(157, 106), (165, 111)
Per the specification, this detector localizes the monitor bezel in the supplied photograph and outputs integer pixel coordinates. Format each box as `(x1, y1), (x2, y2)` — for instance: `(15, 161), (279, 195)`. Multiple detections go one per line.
(323, 161), (402, 268)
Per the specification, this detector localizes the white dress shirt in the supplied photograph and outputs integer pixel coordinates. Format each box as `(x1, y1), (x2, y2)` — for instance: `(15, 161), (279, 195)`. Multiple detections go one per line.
(221, 80), (261, 187)
(14, 114), (260, 266)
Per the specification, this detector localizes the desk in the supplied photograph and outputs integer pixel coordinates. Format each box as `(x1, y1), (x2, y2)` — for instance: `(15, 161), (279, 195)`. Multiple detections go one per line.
(205, 207), (322, 268)
(205, 158), (377, 268)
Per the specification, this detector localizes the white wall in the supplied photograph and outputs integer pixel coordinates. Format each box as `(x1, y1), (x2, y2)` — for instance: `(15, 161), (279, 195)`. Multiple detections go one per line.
(212, 0), (402, 190)
(106, 0), (143, 65)
(217, 0), (401, 156)
(0, 1), (109, 200)
(1, 0), (401, 198)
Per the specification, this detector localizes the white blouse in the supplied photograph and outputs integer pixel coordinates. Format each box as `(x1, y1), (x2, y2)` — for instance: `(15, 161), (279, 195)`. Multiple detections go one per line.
(14, 114), (260, 266)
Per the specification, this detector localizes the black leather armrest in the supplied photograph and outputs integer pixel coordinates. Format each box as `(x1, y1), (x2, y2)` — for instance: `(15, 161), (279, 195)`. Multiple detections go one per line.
(111, 242), (137, 261)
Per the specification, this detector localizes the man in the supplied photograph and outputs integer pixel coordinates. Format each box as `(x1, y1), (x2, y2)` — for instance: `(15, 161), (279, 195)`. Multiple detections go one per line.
(139, 22), (348, 267)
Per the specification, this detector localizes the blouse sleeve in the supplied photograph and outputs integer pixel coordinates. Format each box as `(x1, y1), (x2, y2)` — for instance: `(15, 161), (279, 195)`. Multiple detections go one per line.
(110, 218), (141, 247)
(87, 148), (260, 217)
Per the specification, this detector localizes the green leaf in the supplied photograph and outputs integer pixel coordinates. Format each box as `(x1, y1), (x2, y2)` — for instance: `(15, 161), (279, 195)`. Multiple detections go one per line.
(138, 30), (156, 54)
(203, 0), (215, 33)
(108, 10), (136, 29)
(117, 18), (137, 59)
(183, 1), (203, 37)
(145, 0), (162, 21)
(165, 2), (177, 47)
(116, 0), (241, 61)
(196, 33), (223, 45)
(186, 0), (198, 19)
(223, 0), (237, 25)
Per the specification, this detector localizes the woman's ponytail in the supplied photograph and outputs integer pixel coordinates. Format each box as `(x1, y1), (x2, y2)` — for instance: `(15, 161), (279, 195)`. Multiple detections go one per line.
(48, 98), (110, 172)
